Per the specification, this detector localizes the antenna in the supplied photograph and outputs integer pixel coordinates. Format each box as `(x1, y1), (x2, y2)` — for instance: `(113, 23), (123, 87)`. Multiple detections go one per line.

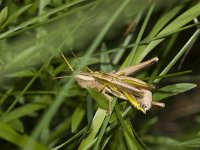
(59, 50), (74, 73)
(71, 50), (93, 72)
(53, 75), (73, 80)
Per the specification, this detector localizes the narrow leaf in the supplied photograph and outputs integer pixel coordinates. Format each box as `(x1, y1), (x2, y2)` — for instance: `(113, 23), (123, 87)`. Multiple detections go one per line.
(178, 137), (200, 148)
(128, 1), (155, 66)
(132, 2), (200, 64)
(115, 103), (138, 149)
(141, 70), (192, 80)
(9, 119), (24, 133)
(2, 4), (32, 29)
(122, 1), (155, 68)
(143, 135), (179, 146)
(148, 4), (184, 38)
(87, 88), (109, 110)
(0, 7), (8, 28)
(154, 29), (200, 83)
(93, 99), (116, 150)
(51, 127), (86, 150)
(1, 96), (52, 122)
(153, 83), (197, 101)
(78, 109), (107, 149)
(47, 117), (71, 144)
(100, 43), (112, 72)
(71, 107), (85, 133)
(0, 0), (85, 39)
(0, 122), (47, 150)
(124, 120), (138, 150)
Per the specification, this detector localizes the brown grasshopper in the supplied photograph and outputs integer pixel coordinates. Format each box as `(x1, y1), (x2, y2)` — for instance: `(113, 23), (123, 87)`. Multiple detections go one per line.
(60, 52), (165, 114)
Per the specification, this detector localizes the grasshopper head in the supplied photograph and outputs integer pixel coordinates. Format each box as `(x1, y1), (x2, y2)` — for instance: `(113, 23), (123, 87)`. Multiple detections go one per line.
(140, 103), (151, 113)
(76, 72), (95, 88)
(138, 89), (152, 113)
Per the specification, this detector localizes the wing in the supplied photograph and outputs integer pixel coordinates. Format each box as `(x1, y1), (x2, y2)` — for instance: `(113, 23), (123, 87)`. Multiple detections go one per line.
(112, 57), (159, 76)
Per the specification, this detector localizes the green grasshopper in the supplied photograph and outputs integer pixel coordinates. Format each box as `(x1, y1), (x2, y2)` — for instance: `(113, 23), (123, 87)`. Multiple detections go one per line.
(60, 52), (165, 114)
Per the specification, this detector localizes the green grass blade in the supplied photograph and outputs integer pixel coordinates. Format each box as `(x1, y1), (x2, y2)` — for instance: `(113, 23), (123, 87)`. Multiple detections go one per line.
(143, 23), (200, 43)
(2, 4), (32, 29)
(93, 99), (116, 150)
(93, 116), (110, 150)
(148, 4), (184, 38)
(178, 137), (200, 148)
(124, 119), (142, 150)
(153, 83), (197, 101)
(0, 87), (14, 105)
(115, 103), (138, 150)
(78, 109), (107, 149)
(154, 28), (200, 83)
(1, 1), (99, 40)
(0, 0), (85, 40)
(100, 135), (112, 150)
(142, 70), (192, 81)
(133, 2), (200, 64)
(100, 43), (112, 72)
(51, 127), (87, 150)
(143, 135), (179, 146)
(122, 3), (184, 66)
(87, 88), (109, 110)
(0, 122), (48, 150)
(71, 107), (85, 133)
(112, 10), (143, 65)
(122, 1), (155, 68)
(0, 7), (8, 30)
(150, 33), (179, 77)
(1, 96), (52, 122)
(1, 55), (54, 119)
(4, 46), (41, 69)
(47, 117), (71, 144)
(99, 21), (200, 57)
(82, 0), (130, 62)
(9, 119), (24, 133)
(87, 96), (94, 127)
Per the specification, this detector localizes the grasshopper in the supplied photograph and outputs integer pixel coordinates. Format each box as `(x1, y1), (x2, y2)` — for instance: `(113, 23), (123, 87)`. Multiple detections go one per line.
(60, 52), (165, 114)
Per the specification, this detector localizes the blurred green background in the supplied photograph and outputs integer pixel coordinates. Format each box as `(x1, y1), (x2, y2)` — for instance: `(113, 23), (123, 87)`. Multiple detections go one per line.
(0, 0), (200, 150)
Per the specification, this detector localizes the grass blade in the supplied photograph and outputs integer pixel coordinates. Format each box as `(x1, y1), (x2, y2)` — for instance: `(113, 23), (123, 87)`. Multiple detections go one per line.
(51, 127), (87, 150)
(153, 83), (197, 101)
(154, 28), (200, 83)
(78, 109), (107, 149)
(0, 122), (47, 150)
(1, 96), (52, 122)
(93, 99), (116, 150)
(1, 55), (54, 119)
(0, 7), (8, 30)
(115, 103), (138, 150)
(178, 137), (200, 148)
(71, 107), (85, 133)
(122, 1), (155, 68)
(0, 0), (85, 40)
(133, 2), (200, 64)
(2, 4), (32, 29)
